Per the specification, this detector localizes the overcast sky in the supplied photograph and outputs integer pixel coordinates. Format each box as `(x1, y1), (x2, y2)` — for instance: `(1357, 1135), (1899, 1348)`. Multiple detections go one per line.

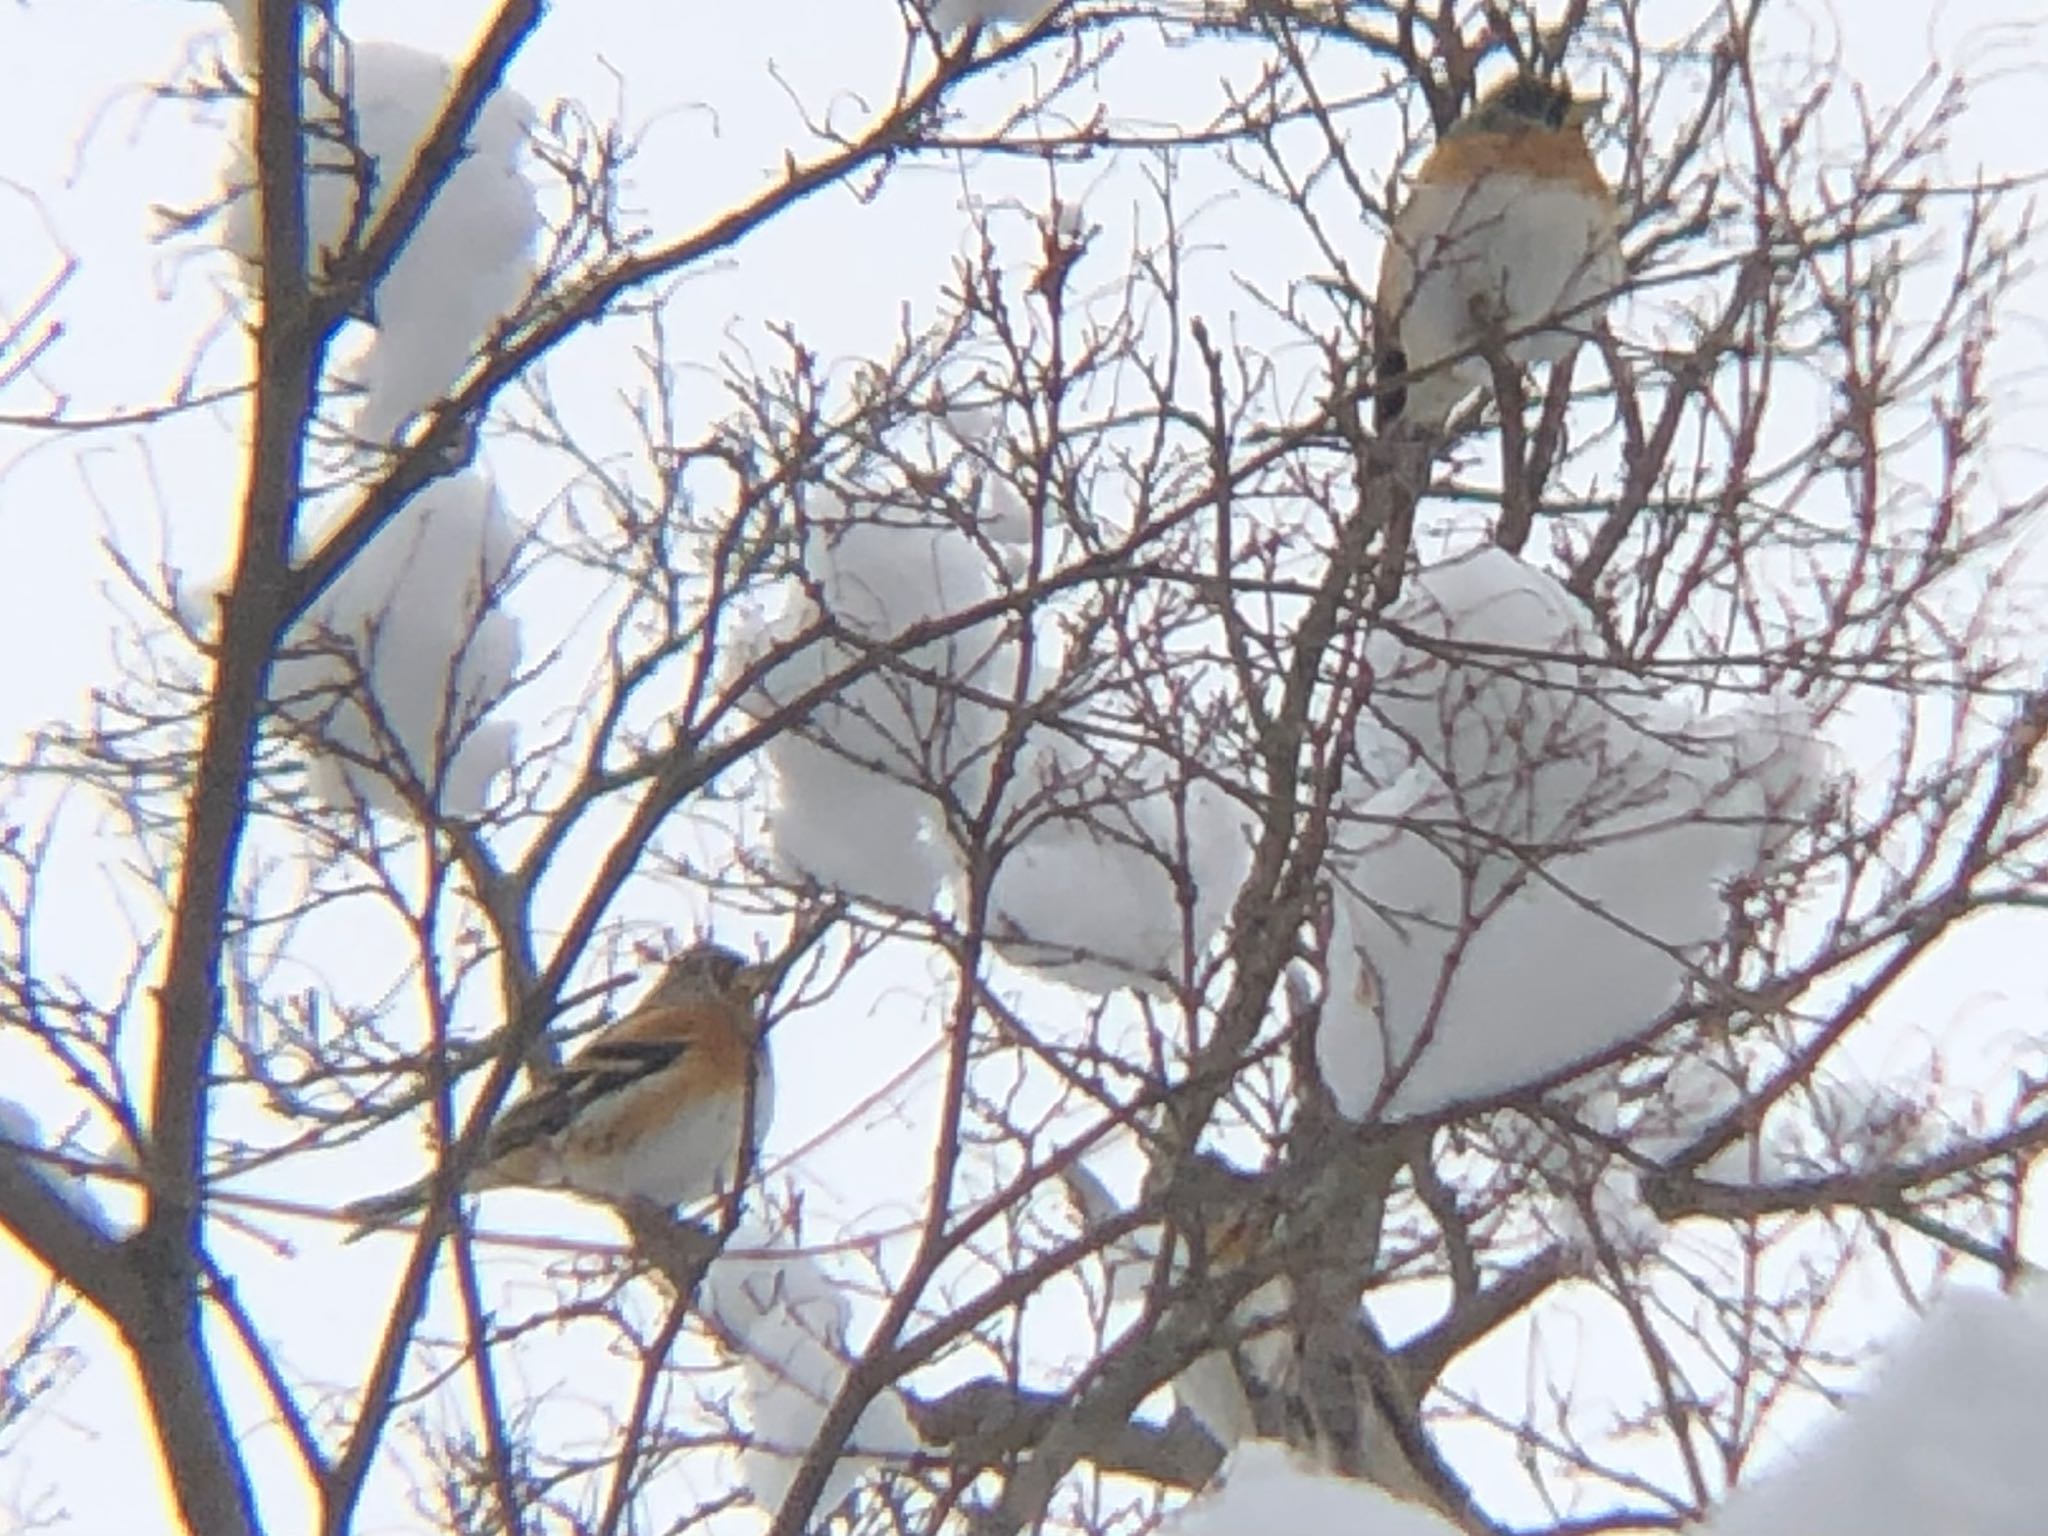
(1, 1), (2044, 1532)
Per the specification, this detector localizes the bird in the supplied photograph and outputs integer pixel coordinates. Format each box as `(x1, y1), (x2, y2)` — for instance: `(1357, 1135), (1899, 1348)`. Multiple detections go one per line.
(342, 942), (778, 1239)
(1056, 1157), (1295, 1454)
(1373, 72), (1624, 433)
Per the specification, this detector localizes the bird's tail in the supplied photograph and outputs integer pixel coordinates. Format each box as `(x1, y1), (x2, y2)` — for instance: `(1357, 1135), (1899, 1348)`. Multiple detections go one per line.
(338, 1179), (430, 1243)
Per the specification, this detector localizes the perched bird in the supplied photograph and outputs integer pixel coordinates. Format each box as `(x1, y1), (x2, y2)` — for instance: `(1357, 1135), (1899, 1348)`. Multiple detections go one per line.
(343, 943), (778, 1239)
(1060, 1156), (1459, 1513)
(1056, 1159), (1295, 1453)
(1373, 73), (1624, 432)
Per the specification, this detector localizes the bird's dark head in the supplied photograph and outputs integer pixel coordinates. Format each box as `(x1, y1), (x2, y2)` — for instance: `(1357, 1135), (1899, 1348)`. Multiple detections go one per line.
(650, 943), (777, 1008)
(1457, 74), (1600, 137)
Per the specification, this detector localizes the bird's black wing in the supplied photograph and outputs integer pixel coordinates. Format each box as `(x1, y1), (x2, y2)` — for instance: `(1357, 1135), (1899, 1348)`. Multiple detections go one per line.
(484, 1037), (690, 1156)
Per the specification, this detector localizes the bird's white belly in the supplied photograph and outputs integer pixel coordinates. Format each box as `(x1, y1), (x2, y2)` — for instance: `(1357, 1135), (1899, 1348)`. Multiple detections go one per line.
(1396, 171), (1622, 377)
(560, 1058), (774, 1209)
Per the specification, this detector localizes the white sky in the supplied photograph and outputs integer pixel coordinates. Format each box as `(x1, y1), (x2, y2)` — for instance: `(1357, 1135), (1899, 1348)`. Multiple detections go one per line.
(1, 0), (2045, 1532)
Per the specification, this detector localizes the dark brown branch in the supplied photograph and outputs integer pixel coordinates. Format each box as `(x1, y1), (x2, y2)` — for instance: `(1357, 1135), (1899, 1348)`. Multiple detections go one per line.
(121, 2), (324, 1531)
(0, 1144), (141, 1322)
(909, 1380), (1223, 1489)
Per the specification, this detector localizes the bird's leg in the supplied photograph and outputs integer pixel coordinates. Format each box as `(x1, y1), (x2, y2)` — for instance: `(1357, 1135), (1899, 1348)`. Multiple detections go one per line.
(619, 1198), (723, 1292)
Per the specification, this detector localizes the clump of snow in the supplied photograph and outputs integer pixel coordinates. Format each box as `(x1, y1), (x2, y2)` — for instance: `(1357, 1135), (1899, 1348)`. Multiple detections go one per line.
(1547, 1161), (1666, 1271)
(1165, 1440), (1467, 1536)
(1702, 1280), (2048, 1536)
(985, 744), (1252, 993)
(273, 471), (522, 818)
(976, 475), (1036, 548)
(753, 499), (1017, 816)
(0, 1099), (119, 1234)
(927, 0), (1059, 37)
(757, 735), (958, 911)
(740, 494), (1014, 912)
(939, 409), (1036, 553)
(218, 34), (541, 444)
(1317, 548), (1829, 1121)
(701, 1236), (922, 1518)
(1611, 1051), (1754, 1167)
(1504, 1050), (1756, 1268)
(741, 492), (1250, 991)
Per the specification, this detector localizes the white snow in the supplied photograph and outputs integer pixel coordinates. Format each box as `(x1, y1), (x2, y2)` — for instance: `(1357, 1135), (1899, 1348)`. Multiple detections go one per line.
(757, 734), (958, 911)
(1547, 1160), (1667, 1270)
(701, 1237), (922, 1517)
(927, 0), (1059, 37)
(741, 495), (1013, 911)
(742, 494), (1251, 990)
(0, 1098), (116, 1234)
(752, 499), (1016, 816)
(273, 470), (522, 818)
(1512, 1050), (1756, 1268)
(1702, 1280), (2048, 1536)
(984, 743), (1252, 992)
(1317, 548), (1829, 1120)
(218, 34), (541, 444)
(1165, 1440), (1467, 1536)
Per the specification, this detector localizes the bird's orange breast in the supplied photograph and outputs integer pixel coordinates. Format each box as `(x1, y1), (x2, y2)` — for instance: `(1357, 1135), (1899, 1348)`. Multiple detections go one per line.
(1417, 128), (1609, 196)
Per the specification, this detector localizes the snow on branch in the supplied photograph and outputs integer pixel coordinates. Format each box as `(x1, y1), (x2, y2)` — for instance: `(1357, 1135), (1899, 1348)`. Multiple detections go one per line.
(272, 470), (522, 819)
(1701, 1280), (2048, 1536)
(741, 492), (1015, 912)
(926, 0), (1061, 38)
(215, 25), (541, 444)
(1163, 1282), (2048, 1536)
(702, 1235), (923, 1518)
(741, 489), (1251, 991)
(1165, 1441), (1468, 1536)
(0, 1098), (120, 1238)
(1317, 548), (1831, 1120)
(982, 736), (1251, 993)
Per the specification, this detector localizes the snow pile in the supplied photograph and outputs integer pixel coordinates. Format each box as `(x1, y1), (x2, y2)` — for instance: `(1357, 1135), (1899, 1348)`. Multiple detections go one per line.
(742, 493), (1250, 991)
(983, 742), (1251, 993)
(742, 495), (1014, 912)
(701, 1237), (922, 1518)
(0, 1098), (121, 1235)
(1165, 1440), (1466, 1536)
(1701, 1280), (2048, 1536)
(1511, 1053), (1935, 1269)
(217, 29), (541, 443)
(273, 470), (522, 818)
(927, 0), (1059, 36)
(1318, 548), (1828, 1120)
(1173, 1377), (2048, 1536)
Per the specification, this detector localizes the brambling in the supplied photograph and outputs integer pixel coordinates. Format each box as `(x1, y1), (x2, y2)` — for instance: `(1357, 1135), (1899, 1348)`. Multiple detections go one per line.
(1057, 1159), (1295, 1452)
(1374, 73), (1624, 432)
(343, 943), (777, 1239)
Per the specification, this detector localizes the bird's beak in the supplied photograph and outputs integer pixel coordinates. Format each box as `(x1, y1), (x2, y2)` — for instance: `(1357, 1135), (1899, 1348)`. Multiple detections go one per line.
(731, 960), (779, 1002)
(1563, 95), (1605, 129)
